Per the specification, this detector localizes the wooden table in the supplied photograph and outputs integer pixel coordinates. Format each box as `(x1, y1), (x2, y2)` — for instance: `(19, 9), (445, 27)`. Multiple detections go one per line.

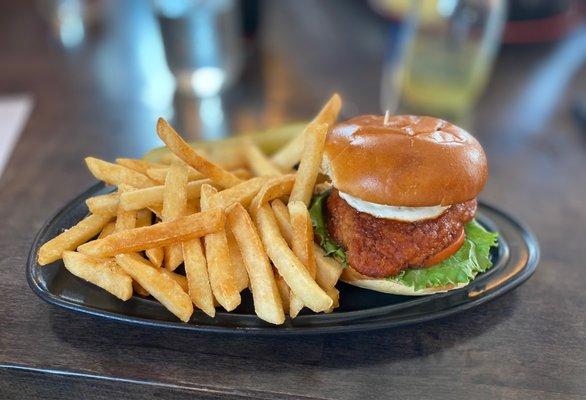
(1, 1), (585, 399)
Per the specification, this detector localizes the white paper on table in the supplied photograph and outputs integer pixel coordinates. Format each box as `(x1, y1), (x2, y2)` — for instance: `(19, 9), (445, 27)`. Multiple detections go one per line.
(0, 94), (34, 178)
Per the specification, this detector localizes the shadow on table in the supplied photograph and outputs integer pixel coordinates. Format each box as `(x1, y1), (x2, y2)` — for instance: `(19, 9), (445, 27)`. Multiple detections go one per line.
(47, 290), (517, 375)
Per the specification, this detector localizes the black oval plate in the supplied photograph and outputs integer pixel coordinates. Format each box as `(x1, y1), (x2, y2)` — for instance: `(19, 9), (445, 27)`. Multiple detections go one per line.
(27, 183), (539, 335)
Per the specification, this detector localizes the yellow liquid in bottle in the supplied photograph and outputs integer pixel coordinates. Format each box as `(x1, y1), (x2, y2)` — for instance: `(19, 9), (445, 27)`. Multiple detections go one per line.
(400, 37), (491, 117)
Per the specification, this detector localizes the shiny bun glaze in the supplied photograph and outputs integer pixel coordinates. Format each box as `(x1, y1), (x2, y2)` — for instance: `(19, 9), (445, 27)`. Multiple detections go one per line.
(323, 115), (488, 207)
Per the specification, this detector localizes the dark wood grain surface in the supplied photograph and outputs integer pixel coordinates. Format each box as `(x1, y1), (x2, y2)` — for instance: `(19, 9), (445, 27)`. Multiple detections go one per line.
(1, 1), (585, 399)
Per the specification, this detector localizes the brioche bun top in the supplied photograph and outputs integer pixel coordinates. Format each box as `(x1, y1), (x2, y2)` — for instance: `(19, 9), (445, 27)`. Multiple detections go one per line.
(322, 115), (488, 207)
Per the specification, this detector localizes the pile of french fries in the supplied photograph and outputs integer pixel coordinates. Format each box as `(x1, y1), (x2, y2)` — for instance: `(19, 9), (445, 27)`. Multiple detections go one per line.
(37, 94), (344, 324)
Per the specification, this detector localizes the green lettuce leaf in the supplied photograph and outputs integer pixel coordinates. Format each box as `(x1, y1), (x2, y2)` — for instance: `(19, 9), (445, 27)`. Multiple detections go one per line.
(309, 190), (348, 267)
(309, 191), (499, 291)
(389, 220), (499, 290)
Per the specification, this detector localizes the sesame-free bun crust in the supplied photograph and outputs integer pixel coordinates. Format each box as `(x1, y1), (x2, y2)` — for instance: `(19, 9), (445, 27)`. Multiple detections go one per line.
(341, 265), (467, 295)
(323, 115), (488, 207)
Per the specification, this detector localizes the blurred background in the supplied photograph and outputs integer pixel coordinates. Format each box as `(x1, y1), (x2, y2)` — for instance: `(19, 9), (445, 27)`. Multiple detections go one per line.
(0, 0), (585, 167)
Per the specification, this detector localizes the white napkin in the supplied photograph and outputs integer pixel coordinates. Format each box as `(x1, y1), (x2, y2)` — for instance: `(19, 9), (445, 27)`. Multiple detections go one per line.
(0, 94), (34, 177)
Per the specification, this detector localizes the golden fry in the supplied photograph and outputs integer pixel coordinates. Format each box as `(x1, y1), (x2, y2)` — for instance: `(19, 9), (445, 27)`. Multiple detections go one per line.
(146, 166), (204, 184)
(227, 203), (284, 324)
(38, 213), (112, 265)
(115, 206), (136, 232)
(160, 268), (188, 293)
(314, 246), (344, 289)
(157, 118), (242, 188)
(145, 247), (164, 268)
(77, 209), (224, 257)
(86, 192), (119, 217)
(289, 123), (328, 205)
(227, 229), (250, 292)
(115, 253), (193, 322)
(182, 238), (216, 317)
(324, 286), (339, 313)
(288, 201), (316, 278)
(209, 176), (270, 210)
(159, 151), (249, 175)
(287, 201), (317, 318)
(62, 251), (133, 300)
(271, 93), (341, 170)
(271, 199), (293, 244)
(85, 157), (155, 188)
(275, 273), (291, 314)
(98, 222), (116, 239)
(200, 184), (241, 311)
(255, 205), (331, 312)
(162, 162), (188, 271)
(243, 141), (283, 177)
(135, 209), (152, 228)
(119, 179), (210, 211)
(249, 175), (296, 215)
(116, 158), (164, 175)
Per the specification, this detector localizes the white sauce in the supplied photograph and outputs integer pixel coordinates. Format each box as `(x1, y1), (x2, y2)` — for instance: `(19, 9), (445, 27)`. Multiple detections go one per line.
(338, 191), (449, 222)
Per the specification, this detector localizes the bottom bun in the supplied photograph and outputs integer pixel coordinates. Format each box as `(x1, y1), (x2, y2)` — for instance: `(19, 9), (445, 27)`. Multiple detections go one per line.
(341, 266), (468, 296)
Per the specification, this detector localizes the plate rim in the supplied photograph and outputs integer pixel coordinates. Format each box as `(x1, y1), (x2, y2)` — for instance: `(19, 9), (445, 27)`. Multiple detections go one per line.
(27, 183), (540, 335)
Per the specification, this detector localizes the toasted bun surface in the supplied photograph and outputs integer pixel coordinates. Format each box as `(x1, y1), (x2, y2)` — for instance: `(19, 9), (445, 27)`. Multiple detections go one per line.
(341, 266), (467, 296)
(323, 115), (488, 207)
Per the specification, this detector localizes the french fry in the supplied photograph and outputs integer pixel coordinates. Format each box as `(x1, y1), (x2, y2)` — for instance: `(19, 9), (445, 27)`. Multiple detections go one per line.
(288, 201), (317, 318)
(274, 200), (342, 303)
(273, 198), (343, 312)
(243, 141), (283, 177)
(98, 222), (116, 239)
(137, 210), (164, 268)
(271, 199), (294, 243)
(162, 163), (188, 221)
(275, 273), (291, 314)
(200, 184), (241, 311)
(314, 246), (344, 289)
(249, 175), (296, 215)
(77, 209), (224, 257)
(135, 209), (152, 228)
(185, 199), (198, 215)
(208, 176), (270, 210)
(115, 205), (136, 232)
(115, 253), (193, 322)
(157, 118), (242, 188)
(85, 157), (156, 188)
(112, 188), (152, 296)
(288, 202), (317, 278)
(150, 167), (252, 185)
(38, 213), (112, 265)
(324, 286), (339, 313)
(255, 204), (332, 312)
(119, 179), (211, 211)
(270, 199), (303, 315)
(116, 158), (164, 175)
(271, 93), (341, 170)
(162, 162), (188, 271)
(227, 229), (250, 292)
(86, 192), (119, 217)
(182, 237), (216, 317)
(145, 247), (164, 268)
(62, 251), (133, 301)
(227, 203), (284, 325)
(289, 122), (328, 205)
(146, 166), (204, 184)
(271, 200), (303, 316)
(160, 151), (249, 174)
(160, 268), (189, 293)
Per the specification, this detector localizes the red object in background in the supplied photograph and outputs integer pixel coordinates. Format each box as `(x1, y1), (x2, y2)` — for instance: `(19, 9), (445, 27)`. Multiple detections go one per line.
(503, 0), (585, 43)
